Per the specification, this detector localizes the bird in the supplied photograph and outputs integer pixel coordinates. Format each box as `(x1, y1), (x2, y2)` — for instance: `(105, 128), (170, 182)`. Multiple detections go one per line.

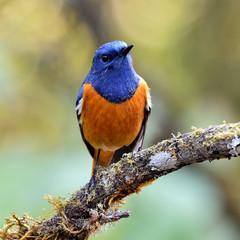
(75, 40), (151, 190)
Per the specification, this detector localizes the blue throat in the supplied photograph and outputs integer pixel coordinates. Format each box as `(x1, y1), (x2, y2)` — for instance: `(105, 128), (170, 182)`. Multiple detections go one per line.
(92, 68), (139, 103)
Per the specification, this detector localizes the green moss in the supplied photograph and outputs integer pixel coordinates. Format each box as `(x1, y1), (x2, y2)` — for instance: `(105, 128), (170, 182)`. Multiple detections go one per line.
(44, 195), (67, 212)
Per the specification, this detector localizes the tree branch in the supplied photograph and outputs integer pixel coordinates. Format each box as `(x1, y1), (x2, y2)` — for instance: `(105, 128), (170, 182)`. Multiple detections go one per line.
(1, 122), (240, 240)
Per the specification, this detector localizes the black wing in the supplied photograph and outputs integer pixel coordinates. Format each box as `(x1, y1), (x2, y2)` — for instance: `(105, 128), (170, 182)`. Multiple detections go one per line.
(76, 85), (95, 158)
(79, 119), (94, 158)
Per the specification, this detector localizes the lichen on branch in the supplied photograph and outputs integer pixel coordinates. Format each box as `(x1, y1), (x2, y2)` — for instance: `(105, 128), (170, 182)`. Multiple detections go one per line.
(1, 122), (240, 240)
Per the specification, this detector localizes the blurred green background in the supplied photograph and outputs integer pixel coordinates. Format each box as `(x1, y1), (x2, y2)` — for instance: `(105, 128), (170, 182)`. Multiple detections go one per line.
(0, 0), (240, 239)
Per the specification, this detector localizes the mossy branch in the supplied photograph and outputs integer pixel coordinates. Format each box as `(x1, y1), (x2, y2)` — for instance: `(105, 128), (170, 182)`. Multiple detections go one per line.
(1, 122), (240, 240)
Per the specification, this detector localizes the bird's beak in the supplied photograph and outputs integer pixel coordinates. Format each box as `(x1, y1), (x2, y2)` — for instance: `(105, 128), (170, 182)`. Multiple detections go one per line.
(120, 44), (134, 56)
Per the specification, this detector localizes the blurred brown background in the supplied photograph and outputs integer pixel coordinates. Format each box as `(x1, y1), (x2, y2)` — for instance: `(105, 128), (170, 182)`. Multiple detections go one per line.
(0, 0), (240, 239)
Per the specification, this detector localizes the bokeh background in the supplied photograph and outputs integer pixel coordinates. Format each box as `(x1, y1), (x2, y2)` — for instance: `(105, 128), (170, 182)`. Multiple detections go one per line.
(0, 0), (240, 239)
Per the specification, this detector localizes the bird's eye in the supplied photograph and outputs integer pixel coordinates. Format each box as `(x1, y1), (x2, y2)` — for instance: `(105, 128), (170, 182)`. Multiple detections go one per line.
(101, 54), (109, 63)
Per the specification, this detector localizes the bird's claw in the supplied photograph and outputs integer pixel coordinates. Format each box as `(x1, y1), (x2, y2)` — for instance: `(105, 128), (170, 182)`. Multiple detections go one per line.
(122, 153), (128, 158)
(122, 146), (142, 158)
(88, 174), (98, 192)
(132, 150), (137, 157)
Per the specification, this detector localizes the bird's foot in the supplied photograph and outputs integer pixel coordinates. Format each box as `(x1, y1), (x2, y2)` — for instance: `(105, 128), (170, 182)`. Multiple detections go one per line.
(132, 150), (137, 158)
(88, 173), (98, 192)
(122, 152), (129, 158)
(122, 146), (142, 158)
(133, 147), (142, 157)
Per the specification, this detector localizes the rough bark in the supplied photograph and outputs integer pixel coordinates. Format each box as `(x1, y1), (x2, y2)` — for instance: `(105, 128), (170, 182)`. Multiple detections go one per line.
(1, 122), (240, 240)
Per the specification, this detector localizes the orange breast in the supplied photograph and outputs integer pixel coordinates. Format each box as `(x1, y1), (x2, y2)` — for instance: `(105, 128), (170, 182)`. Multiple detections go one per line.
(81, 80), (148, 151)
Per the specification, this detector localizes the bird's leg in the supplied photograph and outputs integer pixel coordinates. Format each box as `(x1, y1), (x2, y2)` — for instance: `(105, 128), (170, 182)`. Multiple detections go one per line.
(88, 149), (101, 192)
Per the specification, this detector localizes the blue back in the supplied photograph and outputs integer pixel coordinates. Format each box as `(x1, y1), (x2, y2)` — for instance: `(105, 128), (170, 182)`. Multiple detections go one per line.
(76, 41), (139, 105)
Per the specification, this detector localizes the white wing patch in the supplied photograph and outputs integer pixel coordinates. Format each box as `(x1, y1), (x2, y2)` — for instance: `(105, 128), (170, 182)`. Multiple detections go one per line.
(75, 98), (83, 123)
(146, 87), (152, 111)
(139, 77), (152, 111)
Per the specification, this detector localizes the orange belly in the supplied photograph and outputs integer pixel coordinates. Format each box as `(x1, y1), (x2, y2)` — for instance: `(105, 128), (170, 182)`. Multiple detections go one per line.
(81, 81), (147, 151)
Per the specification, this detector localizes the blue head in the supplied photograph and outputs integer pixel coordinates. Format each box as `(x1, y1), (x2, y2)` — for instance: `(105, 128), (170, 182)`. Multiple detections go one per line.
(83, 40), (139, 103)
